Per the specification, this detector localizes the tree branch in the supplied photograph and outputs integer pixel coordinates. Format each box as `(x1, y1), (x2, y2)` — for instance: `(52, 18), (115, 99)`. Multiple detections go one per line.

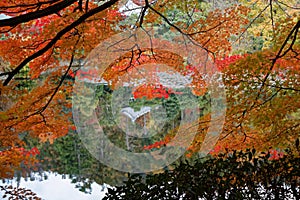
(0, 0), (59, 10)
(2, 0), (118, 86)
(148, 5), (213, 54)
(251, 20), (300, 109)
(0, 0), (77, 27)
(261, 20), (300, 87)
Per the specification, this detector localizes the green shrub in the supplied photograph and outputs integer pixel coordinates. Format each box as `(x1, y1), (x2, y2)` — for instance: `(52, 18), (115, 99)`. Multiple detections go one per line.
(104, 148), (300, 200)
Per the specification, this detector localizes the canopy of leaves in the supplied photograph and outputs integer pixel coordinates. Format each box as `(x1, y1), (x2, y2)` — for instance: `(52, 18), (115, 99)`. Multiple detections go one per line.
(0, 1), (299, 198)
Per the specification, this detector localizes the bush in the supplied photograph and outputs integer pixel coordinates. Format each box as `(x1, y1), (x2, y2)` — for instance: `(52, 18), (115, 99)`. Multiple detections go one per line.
(104, 148), (300, 200)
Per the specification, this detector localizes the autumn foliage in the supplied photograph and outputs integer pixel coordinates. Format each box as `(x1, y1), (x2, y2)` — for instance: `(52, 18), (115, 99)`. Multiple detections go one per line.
(133, 83), (182, 99)
(0, 0), (299, 185)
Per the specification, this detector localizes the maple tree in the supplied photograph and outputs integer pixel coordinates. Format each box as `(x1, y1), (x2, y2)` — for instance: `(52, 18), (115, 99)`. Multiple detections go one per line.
(0, 0), (299, 191)
(0, 0), (123, 180)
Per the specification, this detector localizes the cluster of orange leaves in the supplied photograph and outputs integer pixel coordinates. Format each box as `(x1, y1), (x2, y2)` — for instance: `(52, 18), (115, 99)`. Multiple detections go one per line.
(133, 83), (182, 99)
(0, 146), (39, 178)
(187, 6), (250, 57)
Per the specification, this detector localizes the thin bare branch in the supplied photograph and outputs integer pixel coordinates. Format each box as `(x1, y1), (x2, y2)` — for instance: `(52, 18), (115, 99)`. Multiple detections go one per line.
(234, 4), (269, 43)
(277, 1), (300, 10)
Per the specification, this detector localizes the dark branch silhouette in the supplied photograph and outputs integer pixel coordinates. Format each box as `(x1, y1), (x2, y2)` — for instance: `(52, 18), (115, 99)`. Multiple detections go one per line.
(3, 0), (118, 86)
(0, 0), (77, 27)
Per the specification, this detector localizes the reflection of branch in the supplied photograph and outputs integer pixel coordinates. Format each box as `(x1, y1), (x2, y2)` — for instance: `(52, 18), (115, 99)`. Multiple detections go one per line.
(3, 0), (118, 86)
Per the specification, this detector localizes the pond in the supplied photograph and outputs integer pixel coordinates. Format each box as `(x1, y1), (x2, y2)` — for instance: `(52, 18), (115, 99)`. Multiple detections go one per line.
(1, 77), (216, 199)
(1, 172), (110, 200)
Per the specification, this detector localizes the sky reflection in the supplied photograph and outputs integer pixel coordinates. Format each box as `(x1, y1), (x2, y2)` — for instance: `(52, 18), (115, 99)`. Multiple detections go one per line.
(1, 172), (109, 200)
